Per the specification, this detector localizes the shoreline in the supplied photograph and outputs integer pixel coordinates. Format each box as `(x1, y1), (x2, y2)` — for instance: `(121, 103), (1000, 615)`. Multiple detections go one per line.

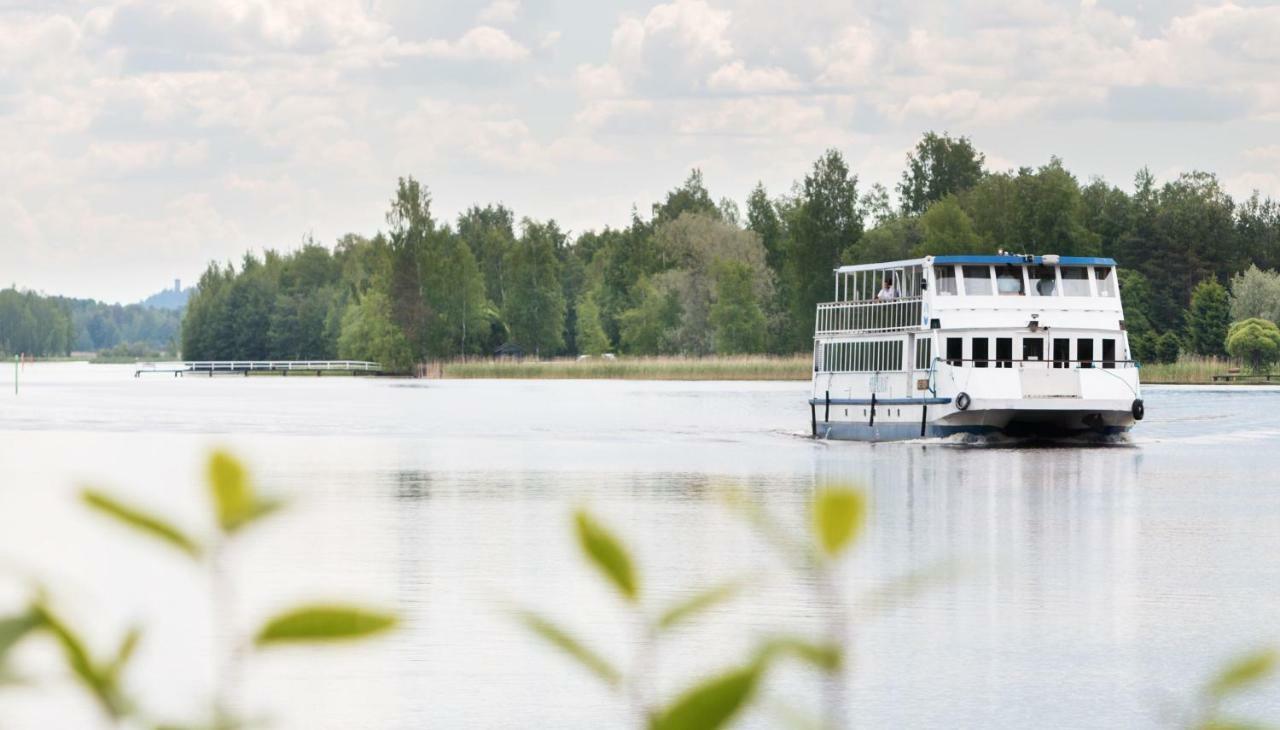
(19, 356), (1278, 385)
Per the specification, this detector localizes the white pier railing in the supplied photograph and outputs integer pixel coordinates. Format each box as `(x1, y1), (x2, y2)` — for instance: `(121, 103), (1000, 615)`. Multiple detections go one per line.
(135, 360), (384, 377)
(815, 297), (924, 335)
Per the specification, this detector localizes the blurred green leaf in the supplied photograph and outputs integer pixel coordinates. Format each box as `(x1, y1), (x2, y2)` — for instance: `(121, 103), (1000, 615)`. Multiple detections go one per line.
(519, 611), (621, 687)
(857, 562), (955, 620)
(812, 488), (866, 558)
(1197, 720), (1270, 730)
(757, 637), (842, 673)
(0, 611), (43, 660)
(105, 627), (142, 682)
(33, 603), (128, 719)
(207, 450), (280, 534)
(651, 664), (763, 730)
(254, 605), (397, 647)
(1207, 648), (1277, 698)
(574, 510), (638, 602)
(658, 582), (742, 632)
(82, 490), (202, 558)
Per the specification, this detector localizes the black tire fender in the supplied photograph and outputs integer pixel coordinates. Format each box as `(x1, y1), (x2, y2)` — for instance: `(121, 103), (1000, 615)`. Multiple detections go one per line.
(1131, 398), (1145, 421)
(955, 392), (971, 411)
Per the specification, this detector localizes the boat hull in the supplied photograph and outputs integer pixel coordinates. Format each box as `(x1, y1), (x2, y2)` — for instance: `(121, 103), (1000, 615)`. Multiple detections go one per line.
(815, 407), (1134, 442)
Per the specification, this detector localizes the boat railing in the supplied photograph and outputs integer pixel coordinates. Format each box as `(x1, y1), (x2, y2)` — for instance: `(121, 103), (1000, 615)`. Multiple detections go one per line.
(938, 358), (1138, 370)
(815, 297), (924, 335)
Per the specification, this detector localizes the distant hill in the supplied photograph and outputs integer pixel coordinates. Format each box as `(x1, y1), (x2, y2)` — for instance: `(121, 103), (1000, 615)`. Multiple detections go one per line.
(141, 283), (192, 310)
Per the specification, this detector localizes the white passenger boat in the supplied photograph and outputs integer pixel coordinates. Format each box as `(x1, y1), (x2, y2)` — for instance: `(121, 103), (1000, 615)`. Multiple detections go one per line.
(809, 254), (1144, 441)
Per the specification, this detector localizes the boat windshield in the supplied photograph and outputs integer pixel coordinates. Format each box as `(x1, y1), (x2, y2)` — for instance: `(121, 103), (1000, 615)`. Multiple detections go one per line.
(995, 265), (1024, 295)
(934, 265), (957, 295)
(1061, 266), (1091, 296)
(1028, 265), (1056, 296)
(962, 265), (992, 296)
(1095, 266), (1116, 297)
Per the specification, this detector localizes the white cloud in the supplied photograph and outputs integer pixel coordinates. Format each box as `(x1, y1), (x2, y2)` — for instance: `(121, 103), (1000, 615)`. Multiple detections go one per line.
(707, 61), (799, 93)
(3, 0), (1280, 302)
(642, 0), (733, 62)
(575, 63), (627, 98)
(478, 0), (520, 25)
(810, 22), (878, 87)
(414, 26), (530, 62)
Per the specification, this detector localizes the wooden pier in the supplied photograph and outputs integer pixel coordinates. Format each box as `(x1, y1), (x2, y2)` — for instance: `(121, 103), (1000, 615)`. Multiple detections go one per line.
(135, 360), (385, 377)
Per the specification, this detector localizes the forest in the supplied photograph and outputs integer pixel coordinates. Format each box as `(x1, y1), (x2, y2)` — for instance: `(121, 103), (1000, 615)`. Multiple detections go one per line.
(178, 132), (1280, 371)
(0, 291), (183, 358)
(11, 132), (1280, 368)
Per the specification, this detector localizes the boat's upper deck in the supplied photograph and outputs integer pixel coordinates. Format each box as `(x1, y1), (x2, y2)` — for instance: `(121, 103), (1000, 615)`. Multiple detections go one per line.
(817, 254), (1126, 336)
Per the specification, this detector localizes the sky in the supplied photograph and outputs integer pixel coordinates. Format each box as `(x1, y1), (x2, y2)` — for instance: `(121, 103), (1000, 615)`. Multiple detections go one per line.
(2, 0), (1279, 303)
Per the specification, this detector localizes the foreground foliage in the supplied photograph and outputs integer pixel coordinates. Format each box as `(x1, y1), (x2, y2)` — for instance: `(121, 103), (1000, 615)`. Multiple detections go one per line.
(0, 450), (396, 728)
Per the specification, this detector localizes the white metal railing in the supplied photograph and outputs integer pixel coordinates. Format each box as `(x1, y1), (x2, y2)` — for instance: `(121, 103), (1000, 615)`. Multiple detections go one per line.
(181, 360), (383, 372)
(815, 297), (924, 335)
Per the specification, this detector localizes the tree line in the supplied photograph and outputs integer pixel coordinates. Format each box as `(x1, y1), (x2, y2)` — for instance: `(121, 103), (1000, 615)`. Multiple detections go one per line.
(165, 131), (1279, 370)
(0, 289), (182, 358)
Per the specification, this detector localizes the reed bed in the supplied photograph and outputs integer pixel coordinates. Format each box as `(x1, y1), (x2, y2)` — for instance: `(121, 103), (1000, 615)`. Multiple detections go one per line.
(437, 354), (812, 381)
(1140, 355), (1272, 384)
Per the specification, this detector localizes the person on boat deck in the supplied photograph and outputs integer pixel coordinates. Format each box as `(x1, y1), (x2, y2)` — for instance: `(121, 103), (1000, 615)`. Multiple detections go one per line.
(877, 278), (898, 301)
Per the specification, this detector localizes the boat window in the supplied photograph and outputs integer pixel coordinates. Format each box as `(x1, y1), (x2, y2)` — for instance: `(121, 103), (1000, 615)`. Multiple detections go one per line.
(1102, 339), (1116, 368)
(995, 266), (1025, 295)
(1061, 266), (1091, 296)
(995, 337), (1013, 368)
(1095, 267), (1116, 297)
(962, 266), (993, 296)
(1077, 338), (1094, 368)
(1028, 265), (1057, 296)
(1053, 338), (1070, 369)
(972, 338), (989, 368)
(946, 337), (962, 366)
(915, 338), (932, 369)
(1022, 337), (1044, 362)
(933, 266), (957, 295)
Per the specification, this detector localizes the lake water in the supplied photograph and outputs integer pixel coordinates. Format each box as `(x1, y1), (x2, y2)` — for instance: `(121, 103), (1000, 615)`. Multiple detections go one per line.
(2, 363), (1279, 728)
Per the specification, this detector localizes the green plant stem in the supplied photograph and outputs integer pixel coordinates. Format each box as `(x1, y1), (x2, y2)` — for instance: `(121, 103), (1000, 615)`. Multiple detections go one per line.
(817, 567), (850, 730)
(209, 540), (237, 721)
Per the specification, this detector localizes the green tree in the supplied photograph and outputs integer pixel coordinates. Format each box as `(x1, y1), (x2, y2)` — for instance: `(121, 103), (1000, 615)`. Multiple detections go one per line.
(336, 288), (414, 372)
(844, 217), (921, 265)
(420, 231), (489, 357)
(915, 195), (983, 255)
(1012, 158), (1098, 256)
(385, 177), (435, 356)
(1155, 331), (1181, 363)
(784, 149), (862, 351)
(504, 219), (567, 356)
(1117, 269), (1156, 338)
(649, 212), (773, 355)
(1186, 279), (1231, 356)
(619, 278), (682, 354)
(745, 182), (785, 274)
(709, 261), (766, 354)
(1226, 318), (1280, 373)
(457, 204), (517, 309)
(897, 131), (986, 215)
(574, 291), (611, 356)
(1229, 265), (1280, 323)
(653, 169), (720, 225)
(958, 171), (1019, 249)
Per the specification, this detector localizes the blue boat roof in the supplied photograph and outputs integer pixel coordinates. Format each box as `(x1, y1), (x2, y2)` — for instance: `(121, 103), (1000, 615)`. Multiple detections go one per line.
(932, 254), (1116, 266)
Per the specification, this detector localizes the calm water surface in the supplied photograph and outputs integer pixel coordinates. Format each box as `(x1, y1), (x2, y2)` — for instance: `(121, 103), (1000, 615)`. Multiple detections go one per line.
(2, 363), (1279, 728)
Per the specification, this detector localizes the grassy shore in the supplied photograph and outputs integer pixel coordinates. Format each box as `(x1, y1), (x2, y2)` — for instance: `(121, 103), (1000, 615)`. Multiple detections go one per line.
(438, 354), (812, 381)
(1140, 355), (1275, 384)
